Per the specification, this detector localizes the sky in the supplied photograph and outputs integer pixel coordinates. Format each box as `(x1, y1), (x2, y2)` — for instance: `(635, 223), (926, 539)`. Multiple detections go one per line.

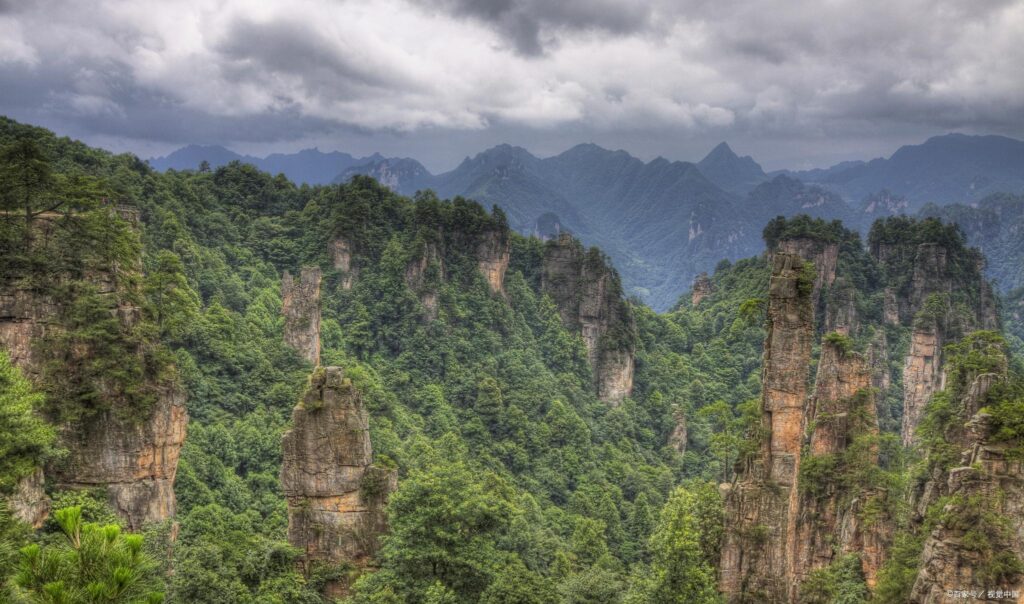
(1, 0), (1022, 172)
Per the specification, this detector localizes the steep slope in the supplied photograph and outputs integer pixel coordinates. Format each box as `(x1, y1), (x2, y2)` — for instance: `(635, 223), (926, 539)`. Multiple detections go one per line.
(696, 142), (769, 194)
(334, 156), (435, 194)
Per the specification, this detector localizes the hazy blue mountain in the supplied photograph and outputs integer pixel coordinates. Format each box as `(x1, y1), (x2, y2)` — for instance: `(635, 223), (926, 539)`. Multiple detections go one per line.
(335, 156), (434, 193)
(149, 144), (247, 171)
(797, 134), (1024, 207)
(150, 145), (372, 185)
(695, 142), (768, 194)
(745, 175), (854, 224)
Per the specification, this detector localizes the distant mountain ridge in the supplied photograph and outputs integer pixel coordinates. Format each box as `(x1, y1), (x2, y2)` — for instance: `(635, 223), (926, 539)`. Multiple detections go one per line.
(153, 133), (1024, 310)
(148, 145), (381, 185)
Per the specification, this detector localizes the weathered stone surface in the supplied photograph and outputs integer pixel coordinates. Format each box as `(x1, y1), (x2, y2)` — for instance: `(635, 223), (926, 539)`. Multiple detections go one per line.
(541, 233), (637, 406)
(1, 256), (187, 530)
(405, 242), (445, 322)
(282, 367), (396, 598)
(720, 251), (814, 603)
(773, 238), (838, 303)
(330, 238), (359, 290)
(669, 408), (688, 454)
(902, 327), (944, 445)
(282, 267), (322, 365)
(795, 341), (890, 595)
(910, 374), (1024, 603)
(824, 277), (858, 335)
(691, 272), (713, 306)
(476, 229), (510, 294)
(10, 468), (49, 528)
(52, 387), (188, 531)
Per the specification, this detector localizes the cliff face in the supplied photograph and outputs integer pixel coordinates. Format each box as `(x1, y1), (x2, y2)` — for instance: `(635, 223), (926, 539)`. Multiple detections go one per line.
(902, 328), (945, 446)
(541, 233), (637, 405)
(794, 341), (891, 594)
(281, 366), (396, 598)
(0, 257), (187, 530)
(872, 239), (999, 444)
(282, 267), (322, 365)
(404, 241), (445, 321)
(669, 409), (687, 454)
(52, 389), (187, 530)
(330, 237), (358, 290)
(773, 238), (838, 303)
(910, 373), (1024, 602)
(719, 251), (815, 602)
(476, 228), (510, 294)
(691, 272), (713, 306)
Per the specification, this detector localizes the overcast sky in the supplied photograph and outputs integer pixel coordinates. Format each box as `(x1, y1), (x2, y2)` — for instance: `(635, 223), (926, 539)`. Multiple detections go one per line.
(1, 0), (1022, 171)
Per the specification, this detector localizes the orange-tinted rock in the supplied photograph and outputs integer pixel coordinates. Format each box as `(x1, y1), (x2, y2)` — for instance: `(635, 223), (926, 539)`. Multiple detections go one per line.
(476, 229), (510, 294)
(691, 273), (713, 306)
(330, 238), (359, 290)
(282, 267), (322, 365)
(720, 251), (814, 602)
(669, 409), (687, 454)
(281, 367), (396, 598)
(902, 327), (944, 445)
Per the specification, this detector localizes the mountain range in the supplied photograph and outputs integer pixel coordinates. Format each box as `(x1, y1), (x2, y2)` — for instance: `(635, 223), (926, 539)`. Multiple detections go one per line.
(150, 134), (1024, 310)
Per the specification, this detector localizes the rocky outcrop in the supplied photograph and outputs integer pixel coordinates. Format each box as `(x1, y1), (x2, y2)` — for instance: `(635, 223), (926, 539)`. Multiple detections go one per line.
(476, 229), (510, 294)
(282, 267), (322, 365)
(330, 238), (359, 290)
(10, 468), (49, 528)
(282, 366), (396, 598)
(773, 238), (838, 303)
(794, 340), (891, 594)
(691, 273), (713, 306)
(52, 388), (187, 530)
(1, 234), (187, 530)
(910, 373), (1024, 603)
(405, 242), (445, 321)
(719, 251), (815, 602)
(824, 277), (858, 335)
(902, 327), (945, 445)
(669, 409), (687, 454)
(541, 233), (636, 405)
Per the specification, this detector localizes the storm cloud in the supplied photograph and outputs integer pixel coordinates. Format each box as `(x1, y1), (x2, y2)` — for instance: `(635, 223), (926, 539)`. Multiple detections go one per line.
(0, 0), (1021, 169)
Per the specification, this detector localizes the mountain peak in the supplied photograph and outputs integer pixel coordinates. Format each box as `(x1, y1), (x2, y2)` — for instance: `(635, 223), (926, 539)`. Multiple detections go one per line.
(695, 142), (767, 194)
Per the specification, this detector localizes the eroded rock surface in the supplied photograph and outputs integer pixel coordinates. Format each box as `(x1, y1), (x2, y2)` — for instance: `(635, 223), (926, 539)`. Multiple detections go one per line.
(282, 366), (396, 598)
(476, 228), (511, 294)
(719, 251), (815, 602)
(282, 267), (322, 364)
(541, 233), (637, 405)
(691, 272), (713, 306)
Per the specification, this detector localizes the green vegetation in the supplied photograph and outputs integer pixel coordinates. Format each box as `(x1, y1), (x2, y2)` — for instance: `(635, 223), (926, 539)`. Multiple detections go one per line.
(0, 351), (58, 494)
(10, 507), (165, 603)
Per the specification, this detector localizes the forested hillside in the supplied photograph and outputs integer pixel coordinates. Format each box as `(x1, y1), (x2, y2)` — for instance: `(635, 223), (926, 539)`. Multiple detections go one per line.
(2, 118), (1024, 603)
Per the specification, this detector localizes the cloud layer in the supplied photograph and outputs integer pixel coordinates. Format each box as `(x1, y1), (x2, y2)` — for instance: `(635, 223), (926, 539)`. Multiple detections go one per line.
(1, 0), (1022, 167)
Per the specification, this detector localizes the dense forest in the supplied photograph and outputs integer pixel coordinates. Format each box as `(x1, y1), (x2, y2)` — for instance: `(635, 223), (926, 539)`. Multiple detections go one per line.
(1, 117), (1023, 603)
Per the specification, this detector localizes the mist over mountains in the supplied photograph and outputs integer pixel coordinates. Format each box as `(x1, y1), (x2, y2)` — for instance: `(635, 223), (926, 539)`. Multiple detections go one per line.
(150, 133), (1024, 310)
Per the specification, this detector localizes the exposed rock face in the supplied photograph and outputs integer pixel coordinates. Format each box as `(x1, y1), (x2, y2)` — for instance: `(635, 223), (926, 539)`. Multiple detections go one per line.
(541, 233), (637, 405)
(282, 267), (322, 365)
(476, 229), (510, 294)
(330, 238), (359, 290)
(405, 242), (445, 321)
(669, 409), (687, 454)
(691, 272), (713, 306)
(52, 388), (188, 530)
(902, 327), (945, 445)
(794, 341), (890, 594)
(824, 277), (858, 335)
(719, 251), (815, 602)
(11, 468), (49, 528)
(282, 367), (396, 598)
(910, 374), (1024, 603)
(773, 238), (838, 303)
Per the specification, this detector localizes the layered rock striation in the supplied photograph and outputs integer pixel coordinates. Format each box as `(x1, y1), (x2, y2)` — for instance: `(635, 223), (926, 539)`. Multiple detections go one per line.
(281, 366), (396, 597)
(282, 267), (322, 364)
(541, 233), (637, 405)
(719, 251), (815, 602)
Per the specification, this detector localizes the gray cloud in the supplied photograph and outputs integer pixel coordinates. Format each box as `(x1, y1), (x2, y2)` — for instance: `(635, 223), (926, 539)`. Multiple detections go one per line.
(0, 0), (1020, 170)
